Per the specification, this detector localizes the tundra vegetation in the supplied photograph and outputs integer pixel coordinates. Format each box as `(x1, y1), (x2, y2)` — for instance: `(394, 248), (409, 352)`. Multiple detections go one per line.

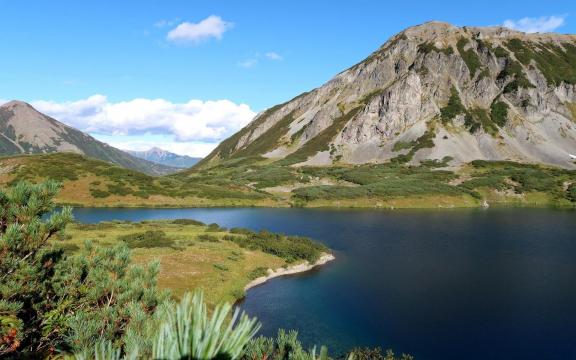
(1, 153), (575, 209)
(2, 181), (415, 359)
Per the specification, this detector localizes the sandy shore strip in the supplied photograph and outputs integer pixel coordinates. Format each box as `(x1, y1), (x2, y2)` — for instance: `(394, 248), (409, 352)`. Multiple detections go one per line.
(244, 253), (335, 291)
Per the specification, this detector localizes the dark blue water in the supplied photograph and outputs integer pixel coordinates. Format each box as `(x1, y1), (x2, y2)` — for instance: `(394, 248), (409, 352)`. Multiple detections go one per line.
(72, 207), (576, 359)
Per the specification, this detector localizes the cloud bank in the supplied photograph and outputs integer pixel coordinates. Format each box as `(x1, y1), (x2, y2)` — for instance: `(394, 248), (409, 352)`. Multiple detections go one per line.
(503, 15), (566, 33)
(167, 15), (233, 44)
(31, 95), (256, 156)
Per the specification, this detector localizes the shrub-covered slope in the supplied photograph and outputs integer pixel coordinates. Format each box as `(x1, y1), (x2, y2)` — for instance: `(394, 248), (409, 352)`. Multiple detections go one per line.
(1, 153), (574, 208)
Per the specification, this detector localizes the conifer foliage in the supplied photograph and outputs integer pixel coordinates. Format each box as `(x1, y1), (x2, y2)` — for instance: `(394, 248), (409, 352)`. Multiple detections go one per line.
(0, 181), (169, 357)
(0, 181), (73, 356)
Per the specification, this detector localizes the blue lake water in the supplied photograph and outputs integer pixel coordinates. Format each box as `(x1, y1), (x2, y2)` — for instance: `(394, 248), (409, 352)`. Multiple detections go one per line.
(72, 207), (576, 359)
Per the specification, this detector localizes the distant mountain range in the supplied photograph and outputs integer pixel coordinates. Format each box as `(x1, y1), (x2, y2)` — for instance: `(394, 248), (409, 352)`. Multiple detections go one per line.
(126, 147), (201, 168)
(199, 22), (576, 170)
(0, 100), (179, 175)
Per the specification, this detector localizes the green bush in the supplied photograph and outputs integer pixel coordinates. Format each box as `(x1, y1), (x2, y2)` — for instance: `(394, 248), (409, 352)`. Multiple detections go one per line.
(248, 267), (270, 280)
(118, 230), (176, 249)
(90, 188), (110, 198)
(392, 140), (416, 152)
(506, 39), (576, 86)
(418, 42), (453, 56)
(351, 347), (414, 360)
(198, 234), (219, 242)
(224, 230), (328, 263)
(456, 37), (484, 77)
(440, 86), (467, 123)
(206, 223), (226, 232)
(171, 218), (205, 226)
(490, 101), (509, 127)
(0, 182), (169, 357)
(213, 263), (229, 271)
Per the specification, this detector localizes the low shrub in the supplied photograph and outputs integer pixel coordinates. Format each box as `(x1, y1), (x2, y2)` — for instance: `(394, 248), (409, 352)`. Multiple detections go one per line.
(172, 218), (205, 226)
(248, 267), (269, 280)
(213, 263), (229, 271)
(206, 223), (225, 232)
(198, 234), (219, 242)
(117, 230), (176, 249)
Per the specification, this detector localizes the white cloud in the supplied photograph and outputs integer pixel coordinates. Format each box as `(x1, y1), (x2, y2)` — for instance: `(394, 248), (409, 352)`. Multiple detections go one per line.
(238, 58), (258, 68)
(0, 99), (8, 106)
(265, 52), (283, 61)
(503, 15), (566, 33)
(31, 95), (256, 143)
(167, 15), (233, 44)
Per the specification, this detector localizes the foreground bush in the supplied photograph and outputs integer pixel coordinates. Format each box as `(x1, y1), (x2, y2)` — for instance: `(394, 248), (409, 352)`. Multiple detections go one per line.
(0, 182), (168, 357)
(77, 292), (259, 360)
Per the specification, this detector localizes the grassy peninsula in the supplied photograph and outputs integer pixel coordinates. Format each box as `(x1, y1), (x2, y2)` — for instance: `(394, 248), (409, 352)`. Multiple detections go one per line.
(57, 219), (330, 305)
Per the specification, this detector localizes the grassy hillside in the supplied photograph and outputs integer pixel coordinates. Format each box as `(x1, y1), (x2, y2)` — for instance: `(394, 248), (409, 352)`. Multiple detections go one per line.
(56, 219), (327, 304)
(1, 152), (574, 208)
(0, 153), (278, 207)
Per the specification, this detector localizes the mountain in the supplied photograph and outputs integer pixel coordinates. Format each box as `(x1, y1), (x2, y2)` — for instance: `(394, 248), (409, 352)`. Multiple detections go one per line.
(0, 100), (179, 175)
(198, 22), (576, 170)
(126, 147), (201, 168)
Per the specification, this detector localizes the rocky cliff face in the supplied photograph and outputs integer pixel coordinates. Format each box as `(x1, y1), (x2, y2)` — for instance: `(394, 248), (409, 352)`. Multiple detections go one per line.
(0, 101), (178, 175)
(200, 22), (576, 169)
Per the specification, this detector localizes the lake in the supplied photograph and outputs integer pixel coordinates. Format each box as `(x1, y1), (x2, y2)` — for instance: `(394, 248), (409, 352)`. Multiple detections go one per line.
(72, 207), (576, 359)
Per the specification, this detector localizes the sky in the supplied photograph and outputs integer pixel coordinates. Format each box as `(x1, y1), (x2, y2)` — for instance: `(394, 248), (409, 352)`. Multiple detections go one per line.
(0, 0), (574, 157)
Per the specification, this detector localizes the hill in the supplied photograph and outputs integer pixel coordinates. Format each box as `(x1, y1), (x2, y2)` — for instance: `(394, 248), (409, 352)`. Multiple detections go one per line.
(0, 100), (178, 175)
(0, 153), (277, 207)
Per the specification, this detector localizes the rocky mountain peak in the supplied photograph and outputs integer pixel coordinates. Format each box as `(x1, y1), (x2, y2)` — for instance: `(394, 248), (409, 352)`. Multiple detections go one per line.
(1, 100), (32, 108)
(199, 22), (576, 170)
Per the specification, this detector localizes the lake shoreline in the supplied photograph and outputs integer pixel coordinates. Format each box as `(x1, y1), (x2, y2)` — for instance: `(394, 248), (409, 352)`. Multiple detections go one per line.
(244, 253), (336, 292)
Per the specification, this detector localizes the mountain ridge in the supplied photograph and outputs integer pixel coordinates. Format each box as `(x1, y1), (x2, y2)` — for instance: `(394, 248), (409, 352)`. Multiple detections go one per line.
(126, 147), (201, 168)
(0, 100), (179, 175)
(198, 21), (576, 170)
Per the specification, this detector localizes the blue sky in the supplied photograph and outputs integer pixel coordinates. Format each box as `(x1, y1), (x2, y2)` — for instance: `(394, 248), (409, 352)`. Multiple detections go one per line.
(0, 0), (574, 156)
